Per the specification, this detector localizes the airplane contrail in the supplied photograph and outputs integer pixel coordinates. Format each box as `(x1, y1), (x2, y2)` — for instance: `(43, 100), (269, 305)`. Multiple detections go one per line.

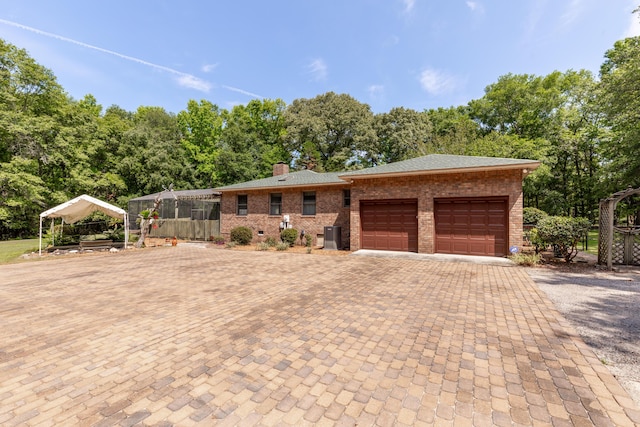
(222, 85), (263, 99)
(0, 18), (262, 98)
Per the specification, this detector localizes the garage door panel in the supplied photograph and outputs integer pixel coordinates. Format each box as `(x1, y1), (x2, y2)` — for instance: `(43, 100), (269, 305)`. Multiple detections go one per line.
(361, 200), (418, 252)
(469, 216), (487, 226)
(435, 198), (508, 257)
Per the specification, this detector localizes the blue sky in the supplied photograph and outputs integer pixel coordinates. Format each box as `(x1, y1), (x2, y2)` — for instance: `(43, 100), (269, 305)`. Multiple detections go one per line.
(1, 1), (638, 114)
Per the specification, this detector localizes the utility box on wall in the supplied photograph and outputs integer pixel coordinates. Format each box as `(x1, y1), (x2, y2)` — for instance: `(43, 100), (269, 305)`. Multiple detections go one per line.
(323, 226), (341, 250)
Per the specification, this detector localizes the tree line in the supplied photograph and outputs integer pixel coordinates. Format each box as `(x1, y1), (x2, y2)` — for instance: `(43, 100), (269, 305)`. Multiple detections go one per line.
(1, 35), (638, 239)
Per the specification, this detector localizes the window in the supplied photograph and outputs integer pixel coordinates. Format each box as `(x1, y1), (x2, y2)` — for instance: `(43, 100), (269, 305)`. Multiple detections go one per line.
(270, 193), (282, 215)
(237, 194), (248, 216)
(303, 191), (316, 216)
(343, 189), (351, 208)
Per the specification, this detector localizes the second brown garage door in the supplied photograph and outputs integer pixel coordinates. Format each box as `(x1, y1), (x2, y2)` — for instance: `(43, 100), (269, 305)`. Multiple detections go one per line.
(360, 200), (418, 252)
(434, 197), (508, 256)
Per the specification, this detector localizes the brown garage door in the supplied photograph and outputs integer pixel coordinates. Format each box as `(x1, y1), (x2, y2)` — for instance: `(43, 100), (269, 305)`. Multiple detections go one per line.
(434, 198), (508, 256)
(361, 200), (418, 252)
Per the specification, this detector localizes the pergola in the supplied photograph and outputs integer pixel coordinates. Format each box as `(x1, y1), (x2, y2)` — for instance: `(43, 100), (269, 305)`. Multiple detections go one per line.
(598, 187), (640, 269)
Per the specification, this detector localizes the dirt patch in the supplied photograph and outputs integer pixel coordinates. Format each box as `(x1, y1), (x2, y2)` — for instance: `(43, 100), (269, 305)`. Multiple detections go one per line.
(527, 253), (640, 407)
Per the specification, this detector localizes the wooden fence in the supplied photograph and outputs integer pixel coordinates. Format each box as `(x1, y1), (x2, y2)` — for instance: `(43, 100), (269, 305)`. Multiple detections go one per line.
(148, 219), (220, 241)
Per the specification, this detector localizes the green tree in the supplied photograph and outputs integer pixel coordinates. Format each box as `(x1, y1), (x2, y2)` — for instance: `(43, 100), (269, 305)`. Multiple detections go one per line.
(0, 38), (76, 237)
(0, 157), (48, 238)
(177, 99), (224, 187)
(117, 106), (197, 197)
(0, 38), (66, 116)
(547, 70), (604, 219)
(283, 92), (375, 171)
(89, 104), (134, 203)
(216, 99), (289, 184)
(469, 72), (564, 139)
(425, 106), (479, 155)
(368, 107), (432, 165)
(599, 35), (640, 189)
(468, 70), (604, 218)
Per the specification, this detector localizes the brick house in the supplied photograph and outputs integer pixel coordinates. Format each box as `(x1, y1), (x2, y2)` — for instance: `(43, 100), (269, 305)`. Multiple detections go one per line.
(216, 154), (540, 257)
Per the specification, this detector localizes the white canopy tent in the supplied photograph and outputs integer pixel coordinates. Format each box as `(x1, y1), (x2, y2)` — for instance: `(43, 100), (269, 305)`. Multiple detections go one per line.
(39, 194), (128, 256)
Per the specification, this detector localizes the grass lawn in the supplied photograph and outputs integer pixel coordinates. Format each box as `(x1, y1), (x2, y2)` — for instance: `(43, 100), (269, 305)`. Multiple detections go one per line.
(0, 239), (40, 264)
(580, 230), (598, 255)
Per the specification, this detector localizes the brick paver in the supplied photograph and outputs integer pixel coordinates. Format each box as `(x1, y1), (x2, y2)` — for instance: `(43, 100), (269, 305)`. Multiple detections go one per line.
(0, 246), (638, 425)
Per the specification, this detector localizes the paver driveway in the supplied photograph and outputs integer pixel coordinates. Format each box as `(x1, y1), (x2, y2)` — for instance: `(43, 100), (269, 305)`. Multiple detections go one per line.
(0, 246), (638, 426)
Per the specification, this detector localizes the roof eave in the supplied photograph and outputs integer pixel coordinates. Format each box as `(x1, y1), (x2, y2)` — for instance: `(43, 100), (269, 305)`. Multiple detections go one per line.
(340, 162), (541, 180)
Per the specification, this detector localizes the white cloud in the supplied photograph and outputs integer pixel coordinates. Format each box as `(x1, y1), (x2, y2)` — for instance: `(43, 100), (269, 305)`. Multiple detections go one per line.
(201, 63), (218, 73)
(367, 84), (384, 100)
(176, 75), (212, 92)
(402, 0), (415, 13)
(383, 35), (400, 47)
(523, 0), (548, 42)
(418, 68), (457, 95)
(307, 58), (328, 81)
(466, 1), (484, 14)
(559, 0), (584, 28)
(625, 7), (640, 37)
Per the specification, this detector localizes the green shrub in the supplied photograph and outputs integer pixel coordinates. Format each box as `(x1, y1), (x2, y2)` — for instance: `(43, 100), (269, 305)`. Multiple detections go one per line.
(276, 242), (289, 251)
(536, 216), (591, 262)
(304, 234), (313, 247)
(523, 207), (548, 226)
(528, 228), (547, 254)
(210, 235), (225, 245)
(225, 241), (237, 249)
(264, 236), (277, 247)
(230, 226), (253, 245)
(509, 252), (541, 266)
(256, 242), (270, 251)
(280, 228), (298, 247)
(104, 228), (125, 242)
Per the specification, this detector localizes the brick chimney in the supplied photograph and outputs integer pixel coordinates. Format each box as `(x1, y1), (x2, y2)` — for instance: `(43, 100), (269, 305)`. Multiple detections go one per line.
(273, 162), (289, 176)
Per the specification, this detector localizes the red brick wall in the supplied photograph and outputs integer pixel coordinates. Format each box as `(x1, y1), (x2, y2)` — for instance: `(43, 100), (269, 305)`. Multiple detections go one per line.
(220, 186), (351, 247)
(349, 169), (524, 253)
(220, 169), (525, 254)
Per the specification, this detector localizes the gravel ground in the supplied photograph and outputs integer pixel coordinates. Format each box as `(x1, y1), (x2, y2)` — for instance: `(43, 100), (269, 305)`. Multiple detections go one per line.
(527, 260), (640, 408)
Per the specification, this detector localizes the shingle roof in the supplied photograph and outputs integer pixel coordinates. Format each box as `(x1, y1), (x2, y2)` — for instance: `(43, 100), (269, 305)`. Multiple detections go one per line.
(215, 170), (346, 192)
(340, 154), (540, 178)
(215, 154), (540, 192)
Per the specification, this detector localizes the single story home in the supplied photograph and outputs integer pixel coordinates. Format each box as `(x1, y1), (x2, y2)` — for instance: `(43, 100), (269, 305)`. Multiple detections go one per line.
(215, 154), (540, 257)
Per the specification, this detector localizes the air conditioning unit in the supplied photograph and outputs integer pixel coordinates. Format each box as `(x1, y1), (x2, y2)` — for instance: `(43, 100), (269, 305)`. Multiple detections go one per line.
(323, 226), (341, 250)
